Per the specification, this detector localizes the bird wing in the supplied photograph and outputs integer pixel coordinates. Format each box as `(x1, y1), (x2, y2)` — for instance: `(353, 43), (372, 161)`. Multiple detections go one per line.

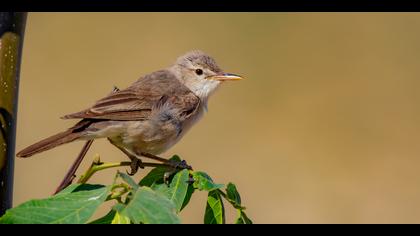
(62, 70), (201, 121)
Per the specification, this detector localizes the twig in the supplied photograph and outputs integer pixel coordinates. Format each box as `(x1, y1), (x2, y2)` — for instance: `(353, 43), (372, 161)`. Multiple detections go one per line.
(53, 140), (94, 195)
(76, 155), (183, 184)
(77, 155), (131, 184)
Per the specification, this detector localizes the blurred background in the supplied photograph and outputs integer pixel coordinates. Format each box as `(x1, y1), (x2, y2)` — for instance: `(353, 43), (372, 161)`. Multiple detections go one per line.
(14, 13), (420, 223)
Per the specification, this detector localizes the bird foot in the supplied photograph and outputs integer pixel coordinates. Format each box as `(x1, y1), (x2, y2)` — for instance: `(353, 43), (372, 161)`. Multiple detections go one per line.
(168, 159), (192, 170)
(163, 159), (193, 185)
(126, 158), (144, 176)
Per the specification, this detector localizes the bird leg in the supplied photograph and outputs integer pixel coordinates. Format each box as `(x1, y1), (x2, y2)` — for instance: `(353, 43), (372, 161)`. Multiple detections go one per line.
(139, 152), (170, 163)
(140, 152), (192, 170)
(122, 150), (145, 176)
(108, 139), (192, 176)
(139, 152), (192, 183)
(108, 140), (145, 176)
(134, 158), (191, 185)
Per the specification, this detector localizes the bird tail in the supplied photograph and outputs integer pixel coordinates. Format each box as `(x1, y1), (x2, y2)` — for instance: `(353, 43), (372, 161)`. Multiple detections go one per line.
(16, 120), (91, 158)
(16, 130), (82, 158)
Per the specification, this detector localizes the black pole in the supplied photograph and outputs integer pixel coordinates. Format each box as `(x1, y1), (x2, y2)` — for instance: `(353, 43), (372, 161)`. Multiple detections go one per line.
(0, 12), (27, 215)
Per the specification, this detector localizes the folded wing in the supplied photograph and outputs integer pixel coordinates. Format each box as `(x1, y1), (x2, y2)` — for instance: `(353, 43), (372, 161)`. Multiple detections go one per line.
(62, 70), (201, 121)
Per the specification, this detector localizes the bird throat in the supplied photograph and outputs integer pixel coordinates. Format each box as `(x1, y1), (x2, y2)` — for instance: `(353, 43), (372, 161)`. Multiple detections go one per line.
(169, 67), (220, 109)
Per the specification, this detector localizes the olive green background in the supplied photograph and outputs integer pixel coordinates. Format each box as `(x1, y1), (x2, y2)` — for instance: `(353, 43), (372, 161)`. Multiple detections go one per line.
(14, 13), (420, 223)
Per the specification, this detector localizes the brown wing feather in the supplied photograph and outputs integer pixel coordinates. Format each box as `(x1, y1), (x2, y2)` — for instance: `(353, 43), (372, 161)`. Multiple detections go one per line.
(167, 90), (201, 119)
(62, 70), (200, 121)
(61, 90), (153, 120)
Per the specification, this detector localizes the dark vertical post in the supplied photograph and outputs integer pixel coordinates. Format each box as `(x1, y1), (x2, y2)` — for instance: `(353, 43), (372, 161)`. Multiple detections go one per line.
(0, 12), (27, 215)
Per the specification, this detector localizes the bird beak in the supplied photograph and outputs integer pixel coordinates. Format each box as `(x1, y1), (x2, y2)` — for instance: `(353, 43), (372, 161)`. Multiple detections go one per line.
(207, 73), (243, 81)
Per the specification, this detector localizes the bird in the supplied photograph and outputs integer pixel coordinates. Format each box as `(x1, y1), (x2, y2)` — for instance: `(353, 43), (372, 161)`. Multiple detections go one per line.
(16, 50), (242, 174)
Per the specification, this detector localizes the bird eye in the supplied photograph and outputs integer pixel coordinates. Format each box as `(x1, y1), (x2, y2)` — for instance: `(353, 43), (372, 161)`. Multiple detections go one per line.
(195, 69), (203, 75)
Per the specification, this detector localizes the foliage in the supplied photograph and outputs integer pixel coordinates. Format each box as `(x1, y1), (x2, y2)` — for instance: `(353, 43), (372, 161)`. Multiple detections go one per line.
(0, 155), (252, 224)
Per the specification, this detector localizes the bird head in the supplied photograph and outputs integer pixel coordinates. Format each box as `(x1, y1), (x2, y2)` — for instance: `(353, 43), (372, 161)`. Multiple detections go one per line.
(171, 50), (242, 101)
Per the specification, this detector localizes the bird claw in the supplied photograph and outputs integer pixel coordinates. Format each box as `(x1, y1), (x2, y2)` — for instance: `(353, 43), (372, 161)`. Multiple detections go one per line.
(126, 169), (135, 176)
(126, 158), (144, 176)
(163, 159), (192, 185)
(168, 159), (192, 170)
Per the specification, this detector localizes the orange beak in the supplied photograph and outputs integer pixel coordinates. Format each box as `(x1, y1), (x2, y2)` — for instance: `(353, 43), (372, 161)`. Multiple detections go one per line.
(208, 73), (243, 81)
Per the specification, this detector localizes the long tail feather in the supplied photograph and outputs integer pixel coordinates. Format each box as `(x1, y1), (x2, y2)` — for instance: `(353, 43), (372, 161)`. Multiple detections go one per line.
(16, 120), (93, 158)
(16, 130), (82, 158)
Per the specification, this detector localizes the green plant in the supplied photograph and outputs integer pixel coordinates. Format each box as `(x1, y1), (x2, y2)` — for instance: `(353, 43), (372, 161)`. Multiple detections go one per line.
(0, 155), (252, 224)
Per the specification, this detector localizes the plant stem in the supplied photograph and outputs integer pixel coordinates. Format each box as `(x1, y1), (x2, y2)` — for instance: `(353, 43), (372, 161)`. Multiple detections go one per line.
(74, 153), (186, 188)
(107, 185), (130, 203)
(77, 156), (131, 184)
(0, 12), (27, 215)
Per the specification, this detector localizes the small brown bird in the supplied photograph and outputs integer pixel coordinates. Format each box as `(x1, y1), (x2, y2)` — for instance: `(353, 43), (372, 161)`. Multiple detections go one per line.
(16, 50), (242, 172)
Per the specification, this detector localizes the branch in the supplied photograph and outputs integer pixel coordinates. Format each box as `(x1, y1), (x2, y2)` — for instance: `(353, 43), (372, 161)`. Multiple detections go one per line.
(75, 154), (183, 186)
(77, 155), (131, 184)
(54, 140), (94, 195)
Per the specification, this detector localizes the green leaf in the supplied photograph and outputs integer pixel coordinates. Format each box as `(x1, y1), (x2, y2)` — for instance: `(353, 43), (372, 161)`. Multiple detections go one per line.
(169, 155), (182, 162)
(235, 210), (253, 224)
(90, 203), (130, 224)
(165, 169), (190, 212)
(0, 184), (110, 224)
(122, 187), (180, 224)
(89, 202), (127, 225)
(226, 182), (241, 206)
(139, 155), (181, 187)
(89, 210), (116, 224)
(112, 203), (126, 212)
(111, 211), (130, 224)
(54, 184), (82, 196)
(150, 169), (191, 212)
(138, 166), (167, 187)
(204, 190), (225, 224)
(150, 182), (169, 192)
(180, 184), (195, 211)
(149, 170), (192, 212)
(192, 171), (224, 191)
(55, 183), (105, 196)
(117, 171), (139, 191)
